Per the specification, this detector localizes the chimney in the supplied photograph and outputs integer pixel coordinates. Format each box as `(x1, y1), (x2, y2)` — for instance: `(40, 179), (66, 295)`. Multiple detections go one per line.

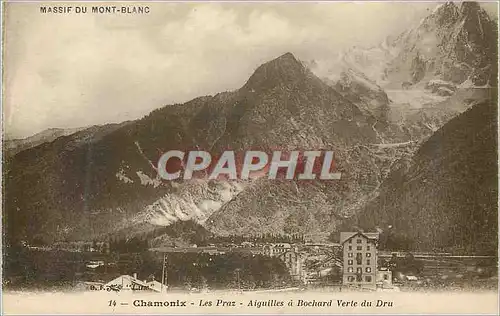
(133, 273), (137, 279)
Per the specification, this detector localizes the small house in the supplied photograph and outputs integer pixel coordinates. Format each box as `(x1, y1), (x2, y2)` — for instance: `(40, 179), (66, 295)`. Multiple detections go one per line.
(104, 274), (157, 292)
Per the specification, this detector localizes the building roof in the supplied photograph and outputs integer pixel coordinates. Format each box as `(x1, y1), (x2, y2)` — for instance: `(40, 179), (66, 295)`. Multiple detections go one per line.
(340, 232), (379, 244)
(105, 275), (154, 290)
(146, 280), (168, 292)
(272, 243), (291, 248)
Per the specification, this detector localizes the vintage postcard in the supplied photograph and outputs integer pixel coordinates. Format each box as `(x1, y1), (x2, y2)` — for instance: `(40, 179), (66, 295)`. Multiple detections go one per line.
(1, 0), (499, 315)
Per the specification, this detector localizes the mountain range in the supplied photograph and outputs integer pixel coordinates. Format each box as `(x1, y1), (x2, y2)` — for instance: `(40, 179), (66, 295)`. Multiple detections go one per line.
(3, 127), (87, 158)
(3, 2), (497, 254)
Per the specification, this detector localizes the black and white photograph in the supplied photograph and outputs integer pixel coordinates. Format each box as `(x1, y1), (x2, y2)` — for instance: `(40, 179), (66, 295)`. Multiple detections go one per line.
(1, 1), (499, 314)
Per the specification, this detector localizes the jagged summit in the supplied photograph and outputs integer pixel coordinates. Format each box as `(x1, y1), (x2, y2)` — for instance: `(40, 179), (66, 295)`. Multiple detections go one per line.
(460, 1), (482, 16)
(383, 1), (498, 86)
(275, 52), (297, 61)
(261, 52), (301, 67)
(430, 1), (492, 28)
(431, 2), (459, 26)
(321, 1), (497, 88)
(243, 52), (309, 91)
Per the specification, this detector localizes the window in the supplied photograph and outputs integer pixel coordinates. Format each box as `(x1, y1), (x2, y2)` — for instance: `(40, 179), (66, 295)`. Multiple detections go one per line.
(357, 246), (362, 250)
(347, 267), (353, 273)
(347, 276), (355, 282)
(366, 253), (371, 257)
(356, 274), (362, 282)
(348, 245), (352, 250)
(367, 246), (371, 251)
(365, 276), (372, 282)
(348, 252), (353, 257)
(356, 253), (362, 264)
(357, 239), (362, 244)
(384, 274), (389, 280)
(356, 267), (362, 274)
(348, 260), (353, 265)
(348, 239), (352, 244)
(366, 259), (371, 265)
(366, 267), (371, 273)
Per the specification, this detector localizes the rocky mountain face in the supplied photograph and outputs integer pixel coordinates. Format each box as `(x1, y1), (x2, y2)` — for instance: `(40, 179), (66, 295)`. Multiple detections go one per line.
(316, 2), (497, 90)
(307, 1), (497, 169)
(384, 2), (497, 87)
(319, 1), (499, 253)
(181, 54), (420, 239)
(3, 2), (497, 253)
(353, 97), (498, 254)
(3, 53), (395, 245)
(209, 53), (385, 150)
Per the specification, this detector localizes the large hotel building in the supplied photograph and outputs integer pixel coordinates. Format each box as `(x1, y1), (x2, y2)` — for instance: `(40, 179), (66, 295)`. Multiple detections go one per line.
(340, 231), (379, 289)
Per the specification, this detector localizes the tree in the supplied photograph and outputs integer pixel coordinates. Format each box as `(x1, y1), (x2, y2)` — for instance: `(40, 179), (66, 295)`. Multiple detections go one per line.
(31, 235), (47, 246)
(184, 277), (192, 290)
(380, 230), (414, 251)
(199, 276), (208, 290)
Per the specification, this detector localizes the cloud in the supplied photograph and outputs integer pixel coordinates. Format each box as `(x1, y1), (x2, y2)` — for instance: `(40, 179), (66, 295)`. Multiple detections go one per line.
(5, 2), (483, 139)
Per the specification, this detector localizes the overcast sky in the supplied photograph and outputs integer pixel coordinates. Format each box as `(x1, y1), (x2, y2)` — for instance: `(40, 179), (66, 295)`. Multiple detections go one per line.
(3, 2), (498, 139)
